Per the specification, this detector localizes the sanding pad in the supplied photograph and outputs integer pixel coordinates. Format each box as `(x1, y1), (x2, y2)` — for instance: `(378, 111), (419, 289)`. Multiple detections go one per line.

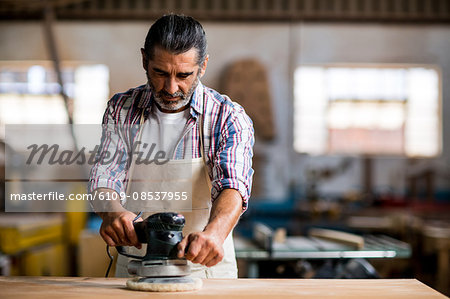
(126, 277), (203, 292)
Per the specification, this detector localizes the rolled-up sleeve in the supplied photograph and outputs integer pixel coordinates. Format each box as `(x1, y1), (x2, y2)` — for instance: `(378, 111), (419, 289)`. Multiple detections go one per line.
(210, 109), (254, 211)
(88, 96), (129, 195)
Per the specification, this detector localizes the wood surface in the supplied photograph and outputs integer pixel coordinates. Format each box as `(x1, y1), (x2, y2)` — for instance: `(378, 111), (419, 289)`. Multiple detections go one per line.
(0, 277), (446, 299)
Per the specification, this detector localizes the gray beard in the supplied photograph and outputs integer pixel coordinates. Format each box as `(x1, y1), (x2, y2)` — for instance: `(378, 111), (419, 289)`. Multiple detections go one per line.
(148, 73), (200, 112)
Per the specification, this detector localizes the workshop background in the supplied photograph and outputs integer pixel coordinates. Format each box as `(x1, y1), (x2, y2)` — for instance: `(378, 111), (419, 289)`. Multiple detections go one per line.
(0, 0), (449, 296)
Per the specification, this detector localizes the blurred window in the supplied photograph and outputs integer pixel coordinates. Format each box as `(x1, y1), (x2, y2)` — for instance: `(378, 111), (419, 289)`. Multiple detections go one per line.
(0, 62), (109, 139)
(294, 65), (441, 157)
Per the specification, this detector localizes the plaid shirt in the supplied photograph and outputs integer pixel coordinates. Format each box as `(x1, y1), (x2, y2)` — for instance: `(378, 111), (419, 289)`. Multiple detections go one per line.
(88, 82), (254, 210)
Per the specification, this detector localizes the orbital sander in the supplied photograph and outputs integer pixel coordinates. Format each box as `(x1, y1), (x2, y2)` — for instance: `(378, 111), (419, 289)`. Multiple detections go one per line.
(116, 212), (202, 292)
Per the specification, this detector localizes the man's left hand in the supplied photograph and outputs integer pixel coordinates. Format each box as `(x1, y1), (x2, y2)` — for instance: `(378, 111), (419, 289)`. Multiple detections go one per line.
(177, 231), (224, 267)
(176, 189), (243, 268)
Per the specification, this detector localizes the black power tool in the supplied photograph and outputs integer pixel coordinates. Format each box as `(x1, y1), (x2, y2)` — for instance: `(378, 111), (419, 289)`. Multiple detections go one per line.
(116, 212), (191, 278)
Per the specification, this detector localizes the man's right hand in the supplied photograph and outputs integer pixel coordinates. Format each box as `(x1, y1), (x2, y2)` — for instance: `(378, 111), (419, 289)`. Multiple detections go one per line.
(99, 210), (143, 248)
(91, 188), (142, 248)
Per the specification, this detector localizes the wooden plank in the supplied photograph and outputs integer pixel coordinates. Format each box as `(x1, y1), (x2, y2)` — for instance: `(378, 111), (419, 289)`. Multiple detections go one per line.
(309, 228), (365, 249)
(0, 277), (446, 298)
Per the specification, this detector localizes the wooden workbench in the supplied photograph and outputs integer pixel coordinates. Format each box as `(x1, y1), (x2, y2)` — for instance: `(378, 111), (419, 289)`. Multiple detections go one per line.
(0, 277), (446, 298)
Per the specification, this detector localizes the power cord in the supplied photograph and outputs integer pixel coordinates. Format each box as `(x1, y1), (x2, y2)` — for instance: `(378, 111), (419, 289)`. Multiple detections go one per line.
(105, 244), (114, 278)
(104, 211), (143, 278)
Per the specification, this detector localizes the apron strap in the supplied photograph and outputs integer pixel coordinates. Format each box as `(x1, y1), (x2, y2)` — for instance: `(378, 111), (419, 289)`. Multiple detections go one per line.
(128, 109), (212, 196)
(198, 114), (213, 191)
(122, 110), (146, 208)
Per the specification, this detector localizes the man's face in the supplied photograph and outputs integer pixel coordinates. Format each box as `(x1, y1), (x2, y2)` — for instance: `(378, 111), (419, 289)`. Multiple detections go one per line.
(142, 46), (208, 113)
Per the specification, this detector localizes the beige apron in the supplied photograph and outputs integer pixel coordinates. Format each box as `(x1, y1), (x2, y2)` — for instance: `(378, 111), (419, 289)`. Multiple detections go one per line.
(115, 111), (237, 278)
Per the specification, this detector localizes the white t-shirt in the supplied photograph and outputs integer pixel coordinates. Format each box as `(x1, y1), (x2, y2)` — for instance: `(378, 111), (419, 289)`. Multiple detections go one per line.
(140, 104), (190, 159)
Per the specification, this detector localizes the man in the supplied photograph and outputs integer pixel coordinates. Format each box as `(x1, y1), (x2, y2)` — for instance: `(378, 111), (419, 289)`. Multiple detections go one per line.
(88, 14), (254, 278)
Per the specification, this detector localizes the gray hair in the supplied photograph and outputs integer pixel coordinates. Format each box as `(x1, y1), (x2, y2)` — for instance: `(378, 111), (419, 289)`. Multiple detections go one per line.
(144, 14), (207, 65)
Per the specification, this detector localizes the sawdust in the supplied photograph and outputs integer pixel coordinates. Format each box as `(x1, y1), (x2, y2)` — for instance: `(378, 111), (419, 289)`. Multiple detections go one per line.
(126, 277), (203, 292)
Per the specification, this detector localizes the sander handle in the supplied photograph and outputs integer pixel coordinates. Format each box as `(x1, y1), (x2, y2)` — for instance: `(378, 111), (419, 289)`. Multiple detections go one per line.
(116, 245), (146, 259)
(115, 211), (146, 259)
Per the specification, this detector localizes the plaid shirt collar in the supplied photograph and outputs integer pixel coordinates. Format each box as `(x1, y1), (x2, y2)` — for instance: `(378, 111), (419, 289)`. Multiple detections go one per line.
(137, 81), (204, 119)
